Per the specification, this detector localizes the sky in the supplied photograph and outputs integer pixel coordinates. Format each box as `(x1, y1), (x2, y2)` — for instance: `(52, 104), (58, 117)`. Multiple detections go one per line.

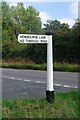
(3, 0), (79, 28)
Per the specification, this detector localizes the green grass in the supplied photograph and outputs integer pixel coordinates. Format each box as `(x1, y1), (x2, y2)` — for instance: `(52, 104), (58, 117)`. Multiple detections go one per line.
(54, 63), (79, 72)
(2, 90), (80, 118)
(1, 61), (79, 72)
(0, 99), (2, 120)
(2, 63), (47, 70)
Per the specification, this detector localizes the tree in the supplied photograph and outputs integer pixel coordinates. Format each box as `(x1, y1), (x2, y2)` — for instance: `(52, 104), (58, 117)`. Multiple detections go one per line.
(71, 19), (80, 63)
(10, 3), (42, 36)
(2, 2), (43, 62)
(44, 20), (71, 63)
(26, 5), (42, 34)
(2, 1), (42, 41)
(2, 1), (11, 41)
(0, 2), (2, 58)
(2, 2), (79, 64)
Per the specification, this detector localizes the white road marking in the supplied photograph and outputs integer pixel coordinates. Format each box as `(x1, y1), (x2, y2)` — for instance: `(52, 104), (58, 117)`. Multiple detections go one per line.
(41, 81), (45, 84)
(36, 81), (45, 84)
(2, 76), (78, 89)
(54, 83), (61, 87)
(63, 85), (78, 88)
(10, 77), (15, 80)
(3, 76), (6, 78)
(3, 76), (15, 80)
(74, 86), (78, 88)
(36, 81), (42, 83)
(24, 79), (31, 82)
(17, 78), (22, 80)
(63, 85), (71, 88)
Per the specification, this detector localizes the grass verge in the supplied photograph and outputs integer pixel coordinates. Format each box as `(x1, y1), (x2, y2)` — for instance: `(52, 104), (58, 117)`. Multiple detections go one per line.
(2, 62), (47, 70)
(1, 61), (79, 72)
(54, 63), (79, 72)
(0, 99), (2, 120)
(2, 90), (80, 118)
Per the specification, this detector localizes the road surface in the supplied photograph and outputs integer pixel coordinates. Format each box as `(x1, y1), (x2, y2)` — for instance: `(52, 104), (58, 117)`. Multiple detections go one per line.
(2, 68), (78, 99)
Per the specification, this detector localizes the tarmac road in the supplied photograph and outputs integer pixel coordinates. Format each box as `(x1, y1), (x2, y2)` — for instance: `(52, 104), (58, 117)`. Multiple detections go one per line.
(2, 68), (78, 99)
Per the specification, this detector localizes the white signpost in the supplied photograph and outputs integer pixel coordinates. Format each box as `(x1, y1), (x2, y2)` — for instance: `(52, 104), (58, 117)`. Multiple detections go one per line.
(18, 33), (54, 103)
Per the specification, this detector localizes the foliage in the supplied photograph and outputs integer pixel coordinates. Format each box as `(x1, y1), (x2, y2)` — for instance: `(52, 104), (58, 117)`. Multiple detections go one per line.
(44, 19), (79, 64)
(72, 19), (80, 64)
(2, 1), (80, 64)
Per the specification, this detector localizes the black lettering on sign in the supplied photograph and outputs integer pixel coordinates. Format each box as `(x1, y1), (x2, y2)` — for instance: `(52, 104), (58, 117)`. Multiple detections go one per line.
(40, 40), (47, 43)
(27, 36), (38, 39)
(20, 39), (24, 43)
(39, 36), (46, 39)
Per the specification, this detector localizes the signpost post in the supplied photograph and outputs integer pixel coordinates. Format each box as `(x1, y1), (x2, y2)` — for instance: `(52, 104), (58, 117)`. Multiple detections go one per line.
(18, 33), (54, 103)
(46, 31), (54, 103)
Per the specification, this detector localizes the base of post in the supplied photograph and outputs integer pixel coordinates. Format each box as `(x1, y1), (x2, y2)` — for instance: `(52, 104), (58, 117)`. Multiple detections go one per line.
(46, 90), (54, 103)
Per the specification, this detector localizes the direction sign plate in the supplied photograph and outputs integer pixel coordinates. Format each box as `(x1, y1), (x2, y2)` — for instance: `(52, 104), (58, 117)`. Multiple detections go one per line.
(18, 34), (48, 43)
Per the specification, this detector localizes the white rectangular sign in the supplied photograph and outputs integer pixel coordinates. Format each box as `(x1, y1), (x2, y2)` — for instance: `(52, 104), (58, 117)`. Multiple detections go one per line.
(18, 34), (48, 43)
